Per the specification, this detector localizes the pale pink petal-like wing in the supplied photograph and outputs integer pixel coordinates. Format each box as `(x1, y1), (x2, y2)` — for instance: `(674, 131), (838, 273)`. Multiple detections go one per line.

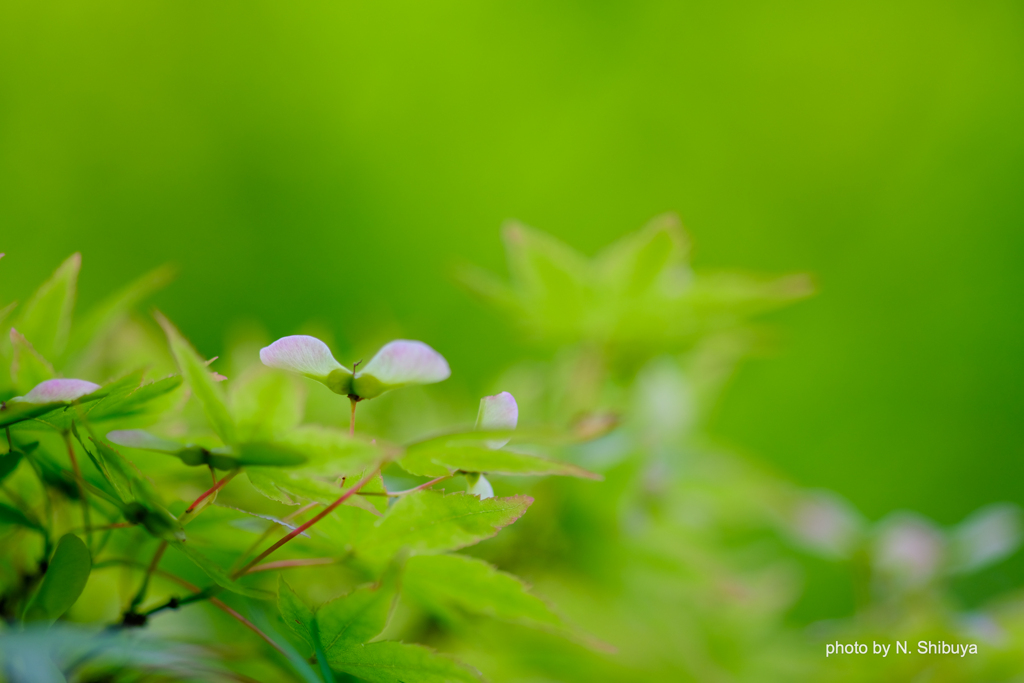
(354, 340), (450, 398)
(467, 474), (495, 499)
(475, 391), (518, 448)
(10, 378), (100, 404)
(107, 429), (184, 454)
(259, 335), (348, 382)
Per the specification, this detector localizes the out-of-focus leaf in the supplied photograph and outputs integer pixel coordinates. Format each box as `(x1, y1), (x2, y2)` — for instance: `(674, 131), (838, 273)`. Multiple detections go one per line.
(595, 213), (686, 298)
(168, 541), (273, 599)
(234, 442), (307, 468)
(23, 533), (91, 623)
(399, 444), (599, 480)
(355, 491), (532, 567)
(89, 438), (142, 505)
(504, 222), (588, 325)
(156, 311), (236, 444)
(230, 366), (303, 442)
(0, 400), (64, 428)
(18, 375), (182, 432)
(9, 329), (56, 394)
(404, 554), (564, 632)
(279, 576), (317, 651)
(0, 301), (16, 330)
(85, 438), (184, 540)
(327, 641), (482, 683)
(0, 449), (23, 482)
(66, 264), (175, 359)
(10, 253), (80, 360)
(85, 375), (183, 423)
(0, 501), (43, 530)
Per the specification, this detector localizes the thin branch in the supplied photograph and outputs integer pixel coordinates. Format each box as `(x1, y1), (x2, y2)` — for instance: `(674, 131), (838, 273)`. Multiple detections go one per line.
(349, 398), (357, 436)
(130, 540), (167, 611)
(359, 475), (450, 497)
(186, 470), (238, 513)
(244, 558), (337, 574)
(229, 501), (320, 573)
(235, 465), (382, 577)
(110, 562), (289, 658)
(62, 430), (93, 549)
(284, 501), (319, 521)
(208, 597), (289, 658)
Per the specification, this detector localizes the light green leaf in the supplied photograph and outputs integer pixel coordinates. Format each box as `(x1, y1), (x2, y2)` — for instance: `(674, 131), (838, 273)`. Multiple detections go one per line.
(169, 541), (273, 599)
(327, 641), (482, 683)
(247, 468), (361, 507)
(0, 400), (64, 429)
(85, 375), (183, 423)
(66, 264), (175, 359)
(278, 425), (384, 475)
(11, 253), (80, 360)
(89, 438), (142, 505)
(404, 554), (563, 631)
(399, 444), (598, 480)
(9, 329), (55, 394)
(502, 222), (589, 336)
(21, 375), (183, 432)
(318, 561), (400, 653)
(279, 562), (400, 658)
(156, 311), (236, 444)
(279, 576), (317, 651)
(595, 213), (687, 298)
(23, 533), (91, 624)
(231, 367), (304, 442)
(356, 491), (532, 567)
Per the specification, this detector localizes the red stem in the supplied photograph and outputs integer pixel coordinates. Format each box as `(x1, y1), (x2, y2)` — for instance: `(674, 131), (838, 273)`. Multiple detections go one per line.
(147, 568), (288, 657)
(359, 475), (450, 497)
(244, 558), (337, 574)
(235, 466), (381, 576)
(63, 432), (92, 545)
(186, 470), (238, 513)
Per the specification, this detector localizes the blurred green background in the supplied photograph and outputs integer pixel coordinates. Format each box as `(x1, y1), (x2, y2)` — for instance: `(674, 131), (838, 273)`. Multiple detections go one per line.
(1, 0), (1022, 526)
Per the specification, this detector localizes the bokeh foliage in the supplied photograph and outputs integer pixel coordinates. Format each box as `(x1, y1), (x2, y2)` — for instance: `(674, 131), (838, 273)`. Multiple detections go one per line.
(2, 0), (1023, 527)
(2, 223), (1023, 682)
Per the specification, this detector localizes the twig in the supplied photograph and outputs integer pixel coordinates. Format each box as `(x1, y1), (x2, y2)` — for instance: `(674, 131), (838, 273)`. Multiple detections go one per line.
(130, 540), (167, 611)
(244, 558), (337, 574)
(349, 398), (357, 436)
(229, 501), (320, 573)
(359, 475), (450, 497)
(235, 465), (382, 577)
(186, 471), (238, 513)
(110, 562), (289, 658)
(62, 431), (93, 549)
